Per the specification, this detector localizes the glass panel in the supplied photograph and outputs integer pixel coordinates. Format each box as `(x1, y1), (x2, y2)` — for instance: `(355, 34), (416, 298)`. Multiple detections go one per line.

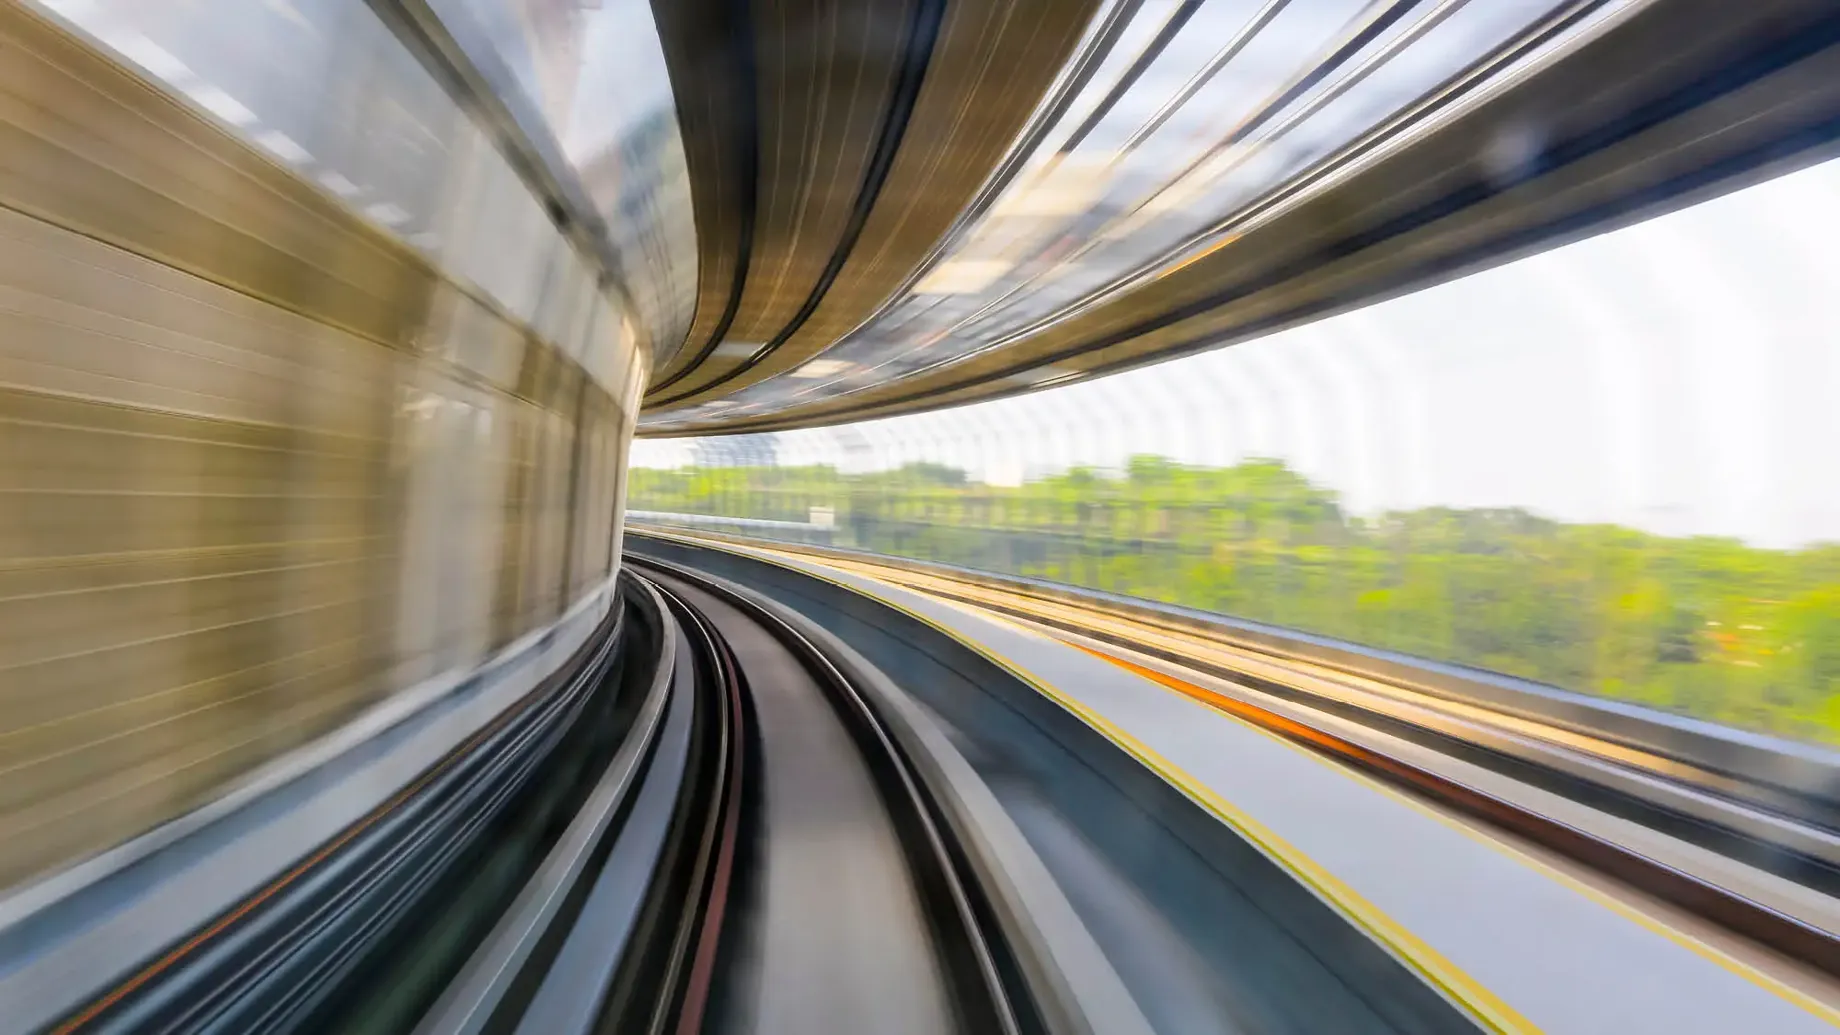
(632, 153), (1840, 744)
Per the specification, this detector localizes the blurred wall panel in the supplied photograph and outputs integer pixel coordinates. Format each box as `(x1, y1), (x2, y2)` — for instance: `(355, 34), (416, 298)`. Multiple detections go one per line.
(0, 3), (645, 891)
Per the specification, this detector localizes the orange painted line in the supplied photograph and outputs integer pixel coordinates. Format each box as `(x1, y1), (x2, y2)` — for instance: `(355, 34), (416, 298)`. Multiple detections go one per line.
(1068, 640), (1433, 787)
(1070, 639), (1840, 990)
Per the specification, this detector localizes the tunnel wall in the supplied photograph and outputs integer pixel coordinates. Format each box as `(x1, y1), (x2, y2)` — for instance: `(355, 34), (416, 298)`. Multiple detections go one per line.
(0, 4), (649, 890)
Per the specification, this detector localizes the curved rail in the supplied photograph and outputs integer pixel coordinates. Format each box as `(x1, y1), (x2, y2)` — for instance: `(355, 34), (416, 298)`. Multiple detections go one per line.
(631, 528), (1840, 986)
(30, 587), (642, 1035)
(9, 546), (1149, 1035)
(632, 557), (1027, 1034)
(632, 528), (1840, 831)
(628, 535), (1509, 1033)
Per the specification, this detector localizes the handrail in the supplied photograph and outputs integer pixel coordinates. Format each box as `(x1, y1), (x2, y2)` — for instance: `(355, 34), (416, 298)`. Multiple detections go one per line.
(624, 534), (1500, 1032)
(627, 524), (1840, 829)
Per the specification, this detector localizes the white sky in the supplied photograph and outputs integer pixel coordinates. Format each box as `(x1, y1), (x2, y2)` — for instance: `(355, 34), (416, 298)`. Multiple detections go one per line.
(561, 0), (676, 160)
(635, 154), (1840, 550)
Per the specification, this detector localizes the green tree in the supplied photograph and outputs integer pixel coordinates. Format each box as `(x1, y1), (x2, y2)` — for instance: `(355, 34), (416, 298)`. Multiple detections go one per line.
(629, 457), (1840, 744)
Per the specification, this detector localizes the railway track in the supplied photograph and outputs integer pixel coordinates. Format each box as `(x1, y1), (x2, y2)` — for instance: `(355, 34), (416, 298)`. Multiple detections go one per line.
(631, 529), (1840, 989)
(633, 557), (1029, 1035)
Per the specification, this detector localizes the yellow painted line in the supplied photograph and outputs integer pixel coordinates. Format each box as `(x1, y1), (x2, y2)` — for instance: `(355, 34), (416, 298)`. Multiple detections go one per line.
(644, 531), (1840, 1026)
(645, 532), (1536, 1033)
(987, 656), (1540, 1035)
(953, 587), (1840, 1029)
(819, 556), (1702, 783)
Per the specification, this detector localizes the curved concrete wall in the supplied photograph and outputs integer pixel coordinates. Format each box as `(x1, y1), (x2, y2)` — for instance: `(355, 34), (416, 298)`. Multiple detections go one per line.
(0, 2), (657, 889)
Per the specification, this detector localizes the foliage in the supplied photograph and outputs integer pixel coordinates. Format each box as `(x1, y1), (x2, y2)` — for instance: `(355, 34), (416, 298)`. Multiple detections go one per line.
(629, 457), (1840, 744)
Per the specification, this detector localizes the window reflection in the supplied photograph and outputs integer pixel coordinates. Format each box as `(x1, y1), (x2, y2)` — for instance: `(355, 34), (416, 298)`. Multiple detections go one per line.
(631, 153), (1840, 743)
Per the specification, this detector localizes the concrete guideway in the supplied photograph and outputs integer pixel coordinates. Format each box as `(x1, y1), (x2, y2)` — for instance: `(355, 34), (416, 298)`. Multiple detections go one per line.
(679, 532), (1840, 1034)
